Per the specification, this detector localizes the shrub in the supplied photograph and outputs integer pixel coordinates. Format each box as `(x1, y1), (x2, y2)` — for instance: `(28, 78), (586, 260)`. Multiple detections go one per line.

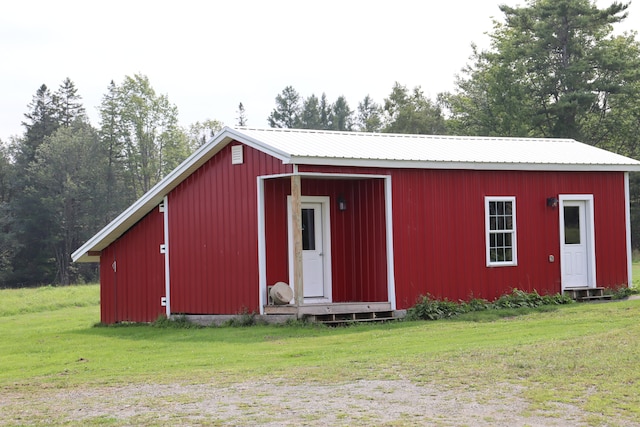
(604, 286), (639, 300)
(406, 294), (466, 321)
(407, 289), (574, 321)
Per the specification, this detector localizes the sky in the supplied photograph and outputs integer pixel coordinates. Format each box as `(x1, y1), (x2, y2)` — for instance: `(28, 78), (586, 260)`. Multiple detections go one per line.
(1, 0), (639, 142)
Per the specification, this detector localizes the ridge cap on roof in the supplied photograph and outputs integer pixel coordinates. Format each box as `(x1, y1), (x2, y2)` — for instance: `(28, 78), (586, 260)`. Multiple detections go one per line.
(234, 126), (576, 143)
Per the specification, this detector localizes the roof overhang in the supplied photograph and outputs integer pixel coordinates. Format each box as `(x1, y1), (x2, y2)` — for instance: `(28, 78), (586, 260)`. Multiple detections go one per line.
(289, 156), (640, 172)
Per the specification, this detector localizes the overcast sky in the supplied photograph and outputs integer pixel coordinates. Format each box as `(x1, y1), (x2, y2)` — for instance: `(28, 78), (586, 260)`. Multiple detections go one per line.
(1, 0), (638, 142)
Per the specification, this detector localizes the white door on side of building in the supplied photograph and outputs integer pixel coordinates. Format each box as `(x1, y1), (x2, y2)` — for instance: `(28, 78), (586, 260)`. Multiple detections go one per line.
(561, 200), (590, 288)
(301, 202), (325, 298)
(287, 196), (333, 303)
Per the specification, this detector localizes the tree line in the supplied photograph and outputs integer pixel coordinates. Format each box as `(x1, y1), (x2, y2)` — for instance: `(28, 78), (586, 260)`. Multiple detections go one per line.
(0, 75), (223, 286)
(2, 0), (640, 287)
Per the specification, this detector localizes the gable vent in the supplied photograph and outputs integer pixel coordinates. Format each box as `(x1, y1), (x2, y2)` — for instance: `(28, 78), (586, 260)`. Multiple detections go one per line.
(231, 145), (243, 165)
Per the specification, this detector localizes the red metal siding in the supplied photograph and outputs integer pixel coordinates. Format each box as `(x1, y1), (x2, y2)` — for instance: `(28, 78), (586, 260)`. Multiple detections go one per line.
(264, 177), (388, 303)
(168, 143), (291, 314)
(99, 208), (166, 323)
(390, 169), (628, 308)
(300, 165), (629, 308)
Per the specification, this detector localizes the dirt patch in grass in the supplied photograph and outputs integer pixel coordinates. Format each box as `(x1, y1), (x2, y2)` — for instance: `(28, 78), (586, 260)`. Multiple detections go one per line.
(1, 379), (607, 426)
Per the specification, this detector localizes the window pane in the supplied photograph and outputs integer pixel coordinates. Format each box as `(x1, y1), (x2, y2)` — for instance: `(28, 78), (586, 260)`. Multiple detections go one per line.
(564, 206), (580, 244)
(302, 208), (315, 250)
(489, 202), (496, 215)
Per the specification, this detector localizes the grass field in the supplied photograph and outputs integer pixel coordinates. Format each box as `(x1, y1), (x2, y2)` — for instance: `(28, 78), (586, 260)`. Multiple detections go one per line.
(1, 284), (639, 426)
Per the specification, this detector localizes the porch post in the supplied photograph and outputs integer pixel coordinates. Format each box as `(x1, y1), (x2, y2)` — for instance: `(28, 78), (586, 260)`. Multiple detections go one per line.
(291, 173), (304, 306)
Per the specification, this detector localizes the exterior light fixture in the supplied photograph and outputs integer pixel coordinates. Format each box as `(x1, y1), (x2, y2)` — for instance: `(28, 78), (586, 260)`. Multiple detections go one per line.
(546, 197), (559, 208)
(338, 195), (347, 211)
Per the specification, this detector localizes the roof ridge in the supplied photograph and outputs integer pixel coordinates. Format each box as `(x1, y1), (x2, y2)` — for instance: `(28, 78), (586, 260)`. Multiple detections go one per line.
(234, 127), (576, 142)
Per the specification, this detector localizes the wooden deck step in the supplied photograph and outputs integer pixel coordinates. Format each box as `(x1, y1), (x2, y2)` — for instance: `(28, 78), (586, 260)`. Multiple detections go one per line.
(564, 287), (612, 302)
(308, 310), (395, 325)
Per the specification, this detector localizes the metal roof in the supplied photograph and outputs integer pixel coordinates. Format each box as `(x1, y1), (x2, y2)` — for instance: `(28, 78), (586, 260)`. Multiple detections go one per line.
(72, 126), (640, 262)
(235, 127), (640, 171)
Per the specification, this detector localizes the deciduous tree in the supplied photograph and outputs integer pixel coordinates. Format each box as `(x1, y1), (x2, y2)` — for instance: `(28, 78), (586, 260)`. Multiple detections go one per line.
(383, 82), (446, 134)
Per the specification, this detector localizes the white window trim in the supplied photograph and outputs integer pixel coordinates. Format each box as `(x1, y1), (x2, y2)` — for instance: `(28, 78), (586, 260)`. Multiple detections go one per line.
(485, 196), (518, 267)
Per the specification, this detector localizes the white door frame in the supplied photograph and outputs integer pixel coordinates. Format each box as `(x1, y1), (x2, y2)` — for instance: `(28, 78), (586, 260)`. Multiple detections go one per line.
(559, 194), (596, 290)
(287, 195), (332, 303)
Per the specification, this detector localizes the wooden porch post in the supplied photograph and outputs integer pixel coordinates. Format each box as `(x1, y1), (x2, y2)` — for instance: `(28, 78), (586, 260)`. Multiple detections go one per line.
(291, 173), (304, 307)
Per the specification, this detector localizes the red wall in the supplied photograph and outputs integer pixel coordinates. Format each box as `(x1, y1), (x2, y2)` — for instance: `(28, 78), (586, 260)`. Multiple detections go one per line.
(167, 143), (291, 314)
(264, 177), (388, 303)
(99, 208), (166, 323)
(301, 165), (629, 308)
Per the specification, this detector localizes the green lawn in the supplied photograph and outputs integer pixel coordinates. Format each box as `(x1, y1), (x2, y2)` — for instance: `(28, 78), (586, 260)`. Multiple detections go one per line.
(1, 283), (639, 426)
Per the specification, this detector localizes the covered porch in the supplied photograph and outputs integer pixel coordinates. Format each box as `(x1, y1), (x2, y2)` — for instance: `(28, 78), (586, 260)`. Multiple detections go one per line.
(257, 170), (396, 318)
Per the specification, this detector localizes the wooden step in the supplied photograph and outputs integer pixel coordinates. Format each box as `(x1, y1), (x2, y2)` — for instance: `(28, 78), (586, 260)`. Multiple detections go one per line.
(308, 310), (395, 325)
(564, 287), (611, 302)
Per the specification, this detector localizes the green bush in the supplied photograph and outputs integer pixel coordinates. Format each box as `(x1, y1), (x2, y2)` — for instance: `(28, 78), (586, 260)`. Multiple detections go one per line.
(407, 289), (574, 321)
(604, 286), (639, 300)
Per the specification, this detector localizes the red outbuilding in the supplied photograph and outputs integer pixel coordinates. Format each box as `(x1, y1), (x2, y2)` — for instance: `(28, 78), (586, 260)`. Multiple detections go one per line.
(73, 127), (640, 324)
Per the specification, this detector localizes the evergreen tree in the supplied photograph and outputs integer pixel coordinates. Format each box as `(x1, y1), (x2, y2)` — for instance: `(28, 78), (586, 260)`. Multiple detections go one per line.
(300, 94), (322, 129)
(54, 78), (86, 128)
(319, 93), (332, 130)
(236, 102), (247, 126)
(98, 80), (131, 218)
(356, 95), (382, 132)
(18, 84), (58, 167)
(330, 96), (354, 131)
(268, 86), (301, 128)
(444, 0), (639, 142)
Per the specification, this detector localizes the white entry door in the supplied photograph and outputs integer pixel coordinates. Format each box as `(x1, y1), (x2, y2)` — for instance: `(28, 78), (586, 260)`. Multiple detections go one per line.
(561, 200), (591, 288)
(287, 196), (332, 302)
(301, 203), (325, 298)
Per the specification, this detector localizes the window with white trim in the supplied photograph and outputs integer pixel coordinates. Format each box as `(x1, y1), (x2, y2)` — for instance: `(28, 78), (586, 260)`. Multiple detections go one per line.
(485, 197), (517, 266)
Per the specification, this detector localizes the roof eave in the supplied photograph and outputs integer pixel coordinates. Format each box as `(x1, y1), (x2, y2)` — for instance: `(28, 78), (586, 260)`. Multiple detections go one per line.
(289, 156), (640, 172)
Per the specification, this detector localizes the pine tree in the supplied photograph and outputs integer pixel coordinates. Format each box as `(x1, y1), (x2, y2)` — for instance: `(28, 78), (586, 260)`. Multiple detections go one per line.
(268, 86), (301, 128)
(54, 78), (86, 127)
(356, 95), (382, 132)
(19, 84), (58, 167)
(300, 94), (322, 129)
(330, 96), (354, 131)
(236, 102), (247, 126)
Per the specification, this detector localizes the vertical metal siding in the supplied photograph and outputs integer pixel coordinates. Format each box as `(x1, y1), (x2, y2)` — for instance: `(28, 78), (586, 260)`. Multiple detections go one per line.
(168, 143), (291, 315)
(390, 169), (628, 308)
(99, 208), (166, 323)
(263, 177), (388, 303)
(301, 166), (628, 309)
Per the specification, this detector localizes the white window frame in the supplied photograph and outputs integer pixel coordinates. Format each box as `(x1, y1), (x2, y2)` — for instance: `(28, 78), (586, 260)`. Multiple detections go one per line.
(485, 196), (517, 267)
